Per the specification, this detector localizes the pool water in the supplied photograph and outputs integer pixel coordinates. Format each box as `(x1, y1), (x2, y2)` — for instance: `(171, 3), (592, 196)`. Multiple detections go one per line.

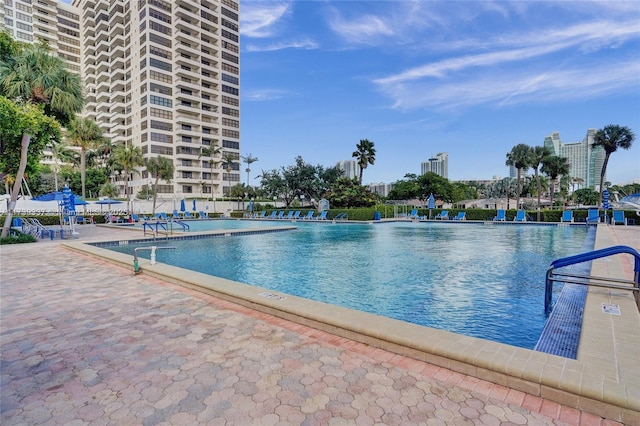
(108, 221), (589, 349)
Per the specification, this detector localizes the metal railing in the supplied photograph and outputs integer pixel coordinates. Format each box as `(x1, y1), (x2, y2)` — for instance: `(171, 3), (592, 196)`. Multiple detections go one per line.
(544, 245), (640, 314)
(133, 245), (176, 274)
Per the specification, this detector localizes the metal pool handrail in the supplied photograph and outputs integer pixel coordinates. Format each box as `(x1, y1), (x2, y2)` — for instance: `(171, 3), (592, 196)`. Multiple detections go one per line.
(544, 245), (640, 315)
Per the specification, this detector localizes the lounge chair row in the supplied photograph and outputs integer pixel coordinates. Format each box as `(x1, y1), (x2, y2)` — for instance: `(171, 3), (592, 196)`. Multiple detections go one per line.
(562, 209), (628, 225)
(256, 210), (328, 220)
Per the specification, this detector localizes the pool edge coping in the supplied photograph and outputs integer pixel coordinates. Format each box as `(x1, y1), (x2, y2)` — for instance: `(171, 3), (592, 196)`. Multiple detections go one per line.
(61, 226), (640, 424)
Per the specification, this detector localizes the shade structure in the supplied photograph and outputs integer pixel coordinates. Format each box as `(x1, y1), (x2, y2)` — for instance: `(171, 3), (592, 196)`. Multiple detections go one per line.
(192, 199), (197, 211)
(33, 191), (65, 201)
(180, 199), (186, 212)
(603, 189), (610, 210)
(94, 198), (123, 211)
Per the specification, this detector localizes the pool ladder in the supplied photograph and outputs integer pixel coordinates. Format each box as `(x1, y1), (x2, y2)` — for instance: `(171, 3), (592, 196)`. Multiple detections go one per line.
(143, 221), (169, 241)
(544, 245), (640, 315)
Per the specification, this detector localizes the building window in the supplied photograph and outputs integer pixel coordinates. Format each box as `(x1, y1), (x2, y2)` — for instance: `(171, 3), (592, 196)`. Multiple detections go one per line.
(151, 132), (173, 143)
(222, 140), (239, 150)
(221, 85), (238, 95)
(150, 95), (172, 107)
(150, 82), (172, 95)
(221, 73), (239, 85)
(222, 95), (239, 107)
(151, 120), (172, 131)
(150, 58), (172, 72)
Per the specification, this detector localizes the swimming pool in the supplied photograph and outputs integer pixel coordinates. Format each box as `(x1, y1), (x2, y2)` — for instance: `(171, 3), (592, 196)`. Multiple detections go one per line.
(106, 221), (589, 349)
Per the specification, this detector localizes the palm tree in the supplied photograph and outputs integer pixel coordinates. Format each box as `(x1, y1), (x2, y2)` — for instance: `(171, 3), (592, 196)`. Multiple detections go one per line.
(592, 125), (635, 207)
(113, 144), (144, 215)
(352, 139), (376, 184)
(541, 156), (571, 207)
(221, 153), (237, 197)
(145, 155), (174, 214)
(242, 153), (259, 187)
(198, 143), (221, 201)
(66, 116), (105, 199)
(505, 144), (532, 210)
(0, 43), (83, 238)
(530, 145), (552, 221)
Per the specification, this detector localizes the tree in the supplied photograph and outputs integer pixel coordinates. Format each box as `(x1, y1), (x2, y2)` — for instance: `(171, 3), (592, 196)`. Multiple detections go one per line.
(66, 116), (105, 199)
(199, 142), (221, 200)
(541, 156), (570, 207)
(352, 139), (376, 184)
(530, 146), (552, 220)
(325, 177), (377, 208)
(221, 153), (237, 197)
(505, 144), (532, 210)
(113, 145), (143, 214)
(242, 153), (258, 187)
(574, 188), (598, 206)
(593, 125), (635, 208)
(145, 155), (174, 214)
(0, 41), (83, 237)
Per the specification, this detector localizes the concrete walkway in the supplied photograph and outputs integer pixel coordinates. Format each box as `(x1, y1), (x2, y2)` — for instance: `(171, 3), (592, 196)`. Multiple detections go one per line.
(1, 223), (636, 425)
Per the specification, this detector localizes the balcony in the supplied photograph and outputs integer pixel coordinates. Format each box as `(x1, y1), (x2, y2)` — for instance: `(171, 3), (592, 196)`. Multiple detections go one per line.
(176, 29), (201, 46)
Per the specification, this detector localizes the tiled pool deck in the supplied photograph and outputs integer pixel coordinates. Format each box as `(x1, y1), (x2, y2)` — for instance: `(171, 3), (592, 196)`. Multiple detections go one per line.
(1, 222), (638, 425)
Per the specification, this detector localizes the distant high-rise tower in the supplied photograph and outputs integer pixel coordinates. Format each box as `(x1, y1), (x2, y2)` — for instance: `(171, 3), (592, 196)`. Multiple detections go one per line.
(2, 0), (81, 71)
(544, 130), (605, 190)
(336, 160), (360, 180)
(421, 152), (448, 178)
(4, 0), (242, 197)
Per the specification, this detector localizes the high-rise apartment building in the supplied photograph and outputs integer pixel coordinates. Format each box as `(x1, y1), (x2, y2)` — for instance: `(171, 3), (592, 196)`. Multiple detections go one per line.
(544, 130), (605, 190)
(421, 152), (448, 179)
(3, 0), (241, 197)
(336, 160), (360, 180)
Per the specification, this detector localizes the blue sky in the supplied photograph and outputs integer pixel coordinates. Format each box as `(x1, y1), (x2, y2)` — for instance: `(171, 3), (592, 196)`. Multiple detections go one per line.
(239, 0), (640, 185)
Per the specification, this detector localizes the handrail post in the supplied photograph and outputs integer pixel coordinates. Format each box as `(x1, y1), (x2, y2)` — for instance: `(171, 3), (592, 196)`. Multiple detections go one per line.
(545, 245), (640, 314)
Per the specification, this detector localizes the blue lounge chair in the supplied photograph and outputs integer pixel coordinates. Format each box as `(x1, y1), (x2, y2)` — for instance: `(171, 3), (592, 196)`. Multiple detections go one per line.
(199, 211), (208, 219)
(408, 209), (419, 219)
(587, 209), (600, 223)
(301, 211), (314, 220)
(76, 215), (92, 224)
(277, 211), (285, 219)
(514, 210), (527, 222)
(160, 212), (169, 221)
(434, 210), (449, 220)
(493, 210), (506, 221)
(267, 211), (277, 219)
(314, 211), (328, 220)
(131, 214), (140, 222)
(334, 212), (348, 221)
(561, 210), (573, 223)
(291, 211), (301, 220)
(453, 212), (466, 221)
(283, 211), (294, 220)
(612, 210), (627, 226)
(183, 211), (193, 219)
(256, 211), (266, 218)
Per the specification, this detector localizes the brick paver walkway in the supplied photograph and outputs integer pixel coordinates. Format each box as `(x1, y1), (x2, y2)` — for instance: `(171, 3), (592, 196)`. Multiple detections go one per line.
(2, 224), (634, 425)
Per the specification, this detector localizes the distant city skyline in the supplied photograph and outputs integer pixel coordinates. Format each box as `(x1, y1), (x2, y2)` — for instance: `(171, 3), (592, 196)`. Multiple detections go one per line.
(237, 1), (639, 186)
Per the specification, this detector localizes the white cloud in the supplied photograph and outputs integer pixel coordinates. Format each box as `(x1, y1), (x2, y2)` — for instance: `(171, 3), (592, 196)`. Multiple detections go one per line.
(241, 2), (291, 38)
(245, 39), (318, 52)
(378, 60), (640, 111)
(243, 89), (290, 102)
(328, 12), (395, 45)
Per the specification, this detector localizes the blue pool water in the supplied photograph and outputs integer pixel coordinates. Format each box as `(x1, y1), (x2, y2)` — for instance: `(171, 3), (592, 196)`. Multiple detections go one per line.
(107, 221), (589, 349)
